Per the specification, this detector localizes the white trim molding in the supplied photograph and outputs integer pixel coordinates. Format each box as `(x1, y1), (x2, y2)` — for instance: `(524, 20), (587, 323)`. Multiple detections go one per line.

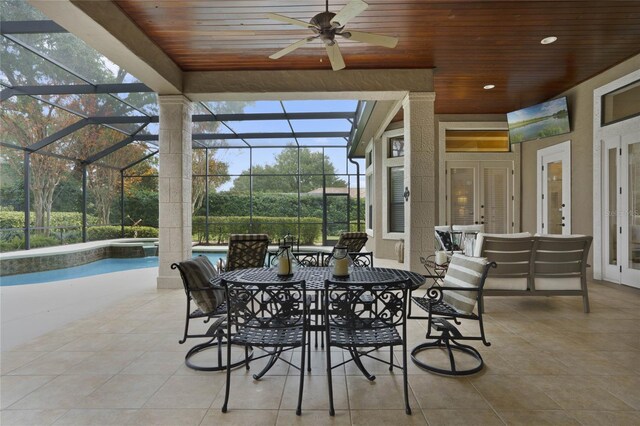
(437, 121), (520, 230)
(381, 127), (406, 240)
(592, 68), (640, 280)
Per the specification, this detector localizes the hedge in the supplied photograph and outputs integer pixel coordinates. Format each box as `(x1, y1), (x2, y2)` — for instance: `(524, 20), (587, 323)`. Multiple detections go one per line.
(198, 192), (365, 222)
(193, 216), (322, 245)
(0, 226), (158, 252)
(87, 226), (159, 240)
(0, 211), (99, 229)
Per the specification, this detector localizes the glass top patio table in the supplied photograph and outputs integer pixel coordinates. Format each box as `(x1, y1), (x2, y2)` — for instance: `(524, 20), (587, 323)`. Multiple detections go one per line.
(214, 266), (426, 291)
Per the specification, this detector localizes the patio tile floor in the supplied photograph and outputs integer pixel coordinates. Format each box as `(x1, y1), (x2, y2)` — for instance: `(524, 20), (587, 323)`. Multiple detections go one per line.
(2, 270), (640, 425)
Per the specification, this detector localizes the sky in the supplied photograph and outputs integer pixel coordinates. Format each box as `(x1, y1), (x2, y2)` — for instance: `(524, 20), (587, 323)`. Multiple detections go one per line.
(203, 99), (365, 191)
(507, 97), (568, 123)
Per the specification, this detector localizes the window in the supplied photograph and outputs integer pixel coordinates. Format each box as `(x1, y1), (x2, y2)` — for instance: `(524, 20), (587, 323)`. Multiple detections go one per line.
(445, 130), (509, 152)
(365, 143), (374, 233)
(602, 79), (640, 126)
(388, 166), (405, 232)
(382, 128), (405, 238)
(388, 136), (405, 157)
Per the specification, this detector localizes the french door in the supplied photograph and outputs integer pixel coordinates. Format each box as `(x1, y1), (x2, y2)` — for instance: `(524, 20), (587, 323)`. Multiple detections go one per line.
(537, 141), (571, 235)
(602, 133), (640, 287)
(445, 161), (514, 233)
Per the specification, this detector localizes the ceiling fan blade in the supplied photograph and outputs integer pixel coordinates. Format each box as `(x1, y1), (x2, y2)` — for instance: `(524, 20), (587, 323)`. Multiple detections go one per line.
(269, 38), (314, 59)
(326, 42), (346, 71)
(341, 30), (398, 48)
(266, 13), (314, 28)
(330, 0), (368, 27)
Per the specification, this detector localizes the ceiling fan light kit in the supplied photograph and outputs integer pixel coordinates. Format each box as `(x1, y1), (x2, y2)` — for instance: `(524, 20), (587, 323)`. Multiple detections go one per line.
(267, 0), (399, 71)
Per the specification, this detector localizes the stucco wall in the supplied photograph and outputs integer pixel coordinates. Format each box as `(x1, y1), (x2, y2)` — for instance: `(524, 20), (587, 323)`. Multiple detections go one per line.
(520, 54), (640, 269)
(373, 114), (506, 261)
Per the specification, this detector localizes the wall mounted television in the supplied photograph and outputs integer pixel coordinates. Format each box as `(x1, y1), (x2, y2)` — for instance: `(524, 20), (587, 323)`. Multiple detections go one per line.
(507, 97), (570, 144)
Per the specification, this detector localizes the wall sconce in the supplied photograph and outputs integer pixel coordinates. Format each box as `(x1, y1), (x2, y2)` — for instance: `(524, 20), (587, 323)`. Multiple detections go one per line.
(403, 187), (410, 201)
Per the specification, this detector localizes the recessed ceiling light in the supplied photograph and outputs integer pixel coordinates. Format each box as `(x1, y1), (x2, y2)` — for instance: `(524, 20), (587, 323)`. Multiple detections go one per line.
(483, 84), (495, 90)
(541, 36), (558, 45)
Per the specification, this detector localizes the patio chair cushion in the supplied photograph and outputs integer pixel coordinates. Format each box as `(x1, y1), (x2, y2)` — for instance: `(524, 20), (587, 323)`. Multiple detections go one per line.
(442, 254), (488, 314)
(181, 257), (224, 314)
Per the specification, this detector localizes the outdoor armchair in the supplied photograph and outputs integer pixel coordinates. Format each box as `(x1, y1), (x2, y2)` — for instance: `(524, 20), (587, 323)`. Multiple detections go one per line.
(411, 254), (496, 376)
(172, 256), (252, 371)
(324, 278), (412, 415)
(220, 278), (307, 416)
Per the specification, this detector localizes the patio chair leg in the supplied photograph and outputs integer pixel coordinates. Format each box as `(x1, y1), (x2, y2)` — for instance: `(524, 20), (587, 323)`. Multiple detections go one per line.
(325, 327), (335, 416)
(245, 345), (251, 370)
(389, 346), (394, 371)
(222, 334), (232, 413)
(307, 331), (312, 372)
(402, 323), (411, 415)
(297, 340), (306, 415)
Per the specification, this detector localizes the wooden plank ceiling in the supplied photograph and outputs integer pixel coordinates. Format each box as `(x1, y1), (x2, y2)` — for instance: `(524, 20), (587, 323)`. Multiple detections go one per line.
(114, 0), (640, 114)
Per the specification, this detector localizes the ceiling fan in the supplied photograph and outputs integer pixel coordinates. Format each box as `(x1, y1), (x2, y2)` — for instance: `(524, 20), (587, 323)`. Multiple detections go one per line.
(266, 0), (398, 71)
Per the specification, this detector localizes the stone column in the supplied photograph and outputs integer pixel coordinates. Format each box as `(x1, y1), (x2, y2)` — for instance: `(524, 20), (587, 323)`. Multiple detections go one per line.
(402, 92), (436, 272)
(157, 95), (193, 289)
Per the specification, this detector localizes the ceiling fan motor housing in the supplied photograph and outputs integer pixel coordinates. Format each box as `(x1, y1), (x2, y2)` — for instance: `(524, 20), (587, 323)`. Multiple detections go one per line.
(310, 11), (342, 45)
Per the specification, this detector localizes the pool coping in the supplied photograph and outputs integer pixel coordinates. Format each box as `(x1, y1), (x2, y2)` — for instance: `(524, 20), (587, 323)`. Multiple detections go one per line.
(0, 239), (160, 277)
(0, 240), (333, 277)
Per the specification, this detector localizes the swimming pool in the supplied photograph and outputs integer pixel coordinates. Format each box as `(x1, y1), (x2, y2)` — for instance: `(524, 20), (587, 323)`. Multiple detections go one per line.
(0, 252), (225, 286)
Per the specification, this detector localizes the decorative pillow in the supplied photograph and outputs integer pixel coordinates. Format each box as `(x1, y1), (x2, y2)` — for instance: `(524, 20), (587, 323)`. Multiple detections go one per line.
(442, 254), (488, 314)
(436, 230), (457, 251)
(180, 257), (224, 314)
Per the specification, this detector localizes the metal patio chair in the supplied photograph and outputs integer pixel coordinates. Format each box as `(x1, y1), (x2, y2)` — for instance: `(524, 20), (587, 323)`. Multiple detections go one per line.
(217, 233), (270, 272)
(411, 254), (496, 376)
(172, 256), (251, 371)
(324, 278), (412, 415)
(221, 278), (307, 416)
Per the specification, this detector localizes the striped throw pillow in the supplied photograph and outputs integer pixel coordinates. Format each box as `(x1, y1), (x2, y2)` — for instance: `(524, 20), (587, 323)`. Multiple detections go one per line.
(442, 254), (488, 314)
(181, 257), (223, 314)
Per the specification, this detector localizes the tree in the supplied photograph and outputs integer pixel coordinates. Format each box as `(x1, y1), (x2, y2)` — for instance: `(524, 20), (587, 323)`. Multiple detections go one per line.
(0, 1), (158, 231)
(192, 148), (230, 214)
(230, 146), (347, 193)
(191, 100), (251, 213)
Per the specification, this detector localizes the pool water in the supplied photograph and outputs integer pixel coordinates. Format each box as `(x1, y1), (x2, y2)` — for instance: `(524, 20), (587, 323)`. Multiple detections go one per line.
(0, 252), (225, 286)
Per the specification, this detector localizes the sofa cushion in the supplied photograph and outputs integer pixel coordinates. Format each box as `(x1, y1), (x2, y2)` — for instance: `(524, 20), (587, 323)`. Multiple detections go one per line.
(534, 277), (582, 291)
(484, 277), (528, 291)
(442, 254), (488, 314)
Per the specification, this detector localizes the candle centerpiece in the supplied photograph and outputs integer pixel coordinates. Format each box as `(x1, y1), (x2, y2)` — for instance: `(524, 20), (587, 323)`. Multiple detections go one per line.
(329, 245), (354, 277)
(274, 244), (296, 276)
